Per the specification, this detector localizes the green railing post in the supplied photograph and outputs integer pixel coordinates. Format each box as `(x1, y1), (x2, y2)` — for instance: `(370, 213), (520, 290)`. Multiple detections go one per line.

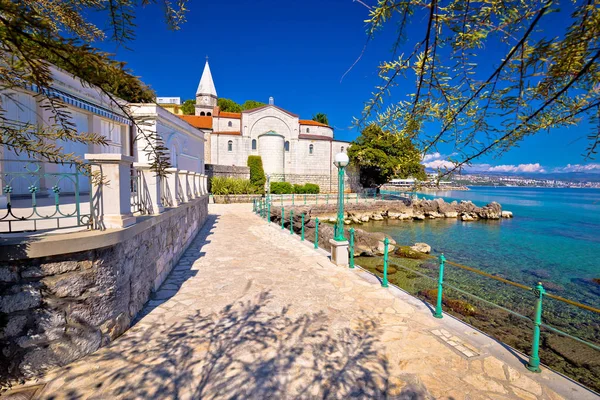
(349, 228), (355, 269)
(280, 195), (283, 207)
(326, 193), (329, 204)
(267, 200), (271, 222)
(527, 282), (546, 373)
(434, 254), (446, 318)
(316, 194), (318, 205)
(292, 193), (295, 206)
(290, 210), (294, 234)
(253, 199), (256, 213)
(301, 214), (305, 241)
(304, 194), (307, 205)
(355, 193), (358, 204)
(281, 207), (285, 229)
(314, 218), (319, 249)
(382, 237), (389, 287)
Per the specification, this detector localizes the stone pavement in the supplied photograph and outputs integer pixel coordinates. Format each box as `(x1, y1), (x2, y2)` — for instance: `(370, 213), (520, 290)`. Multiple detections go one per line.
(9, 204), (598, 399)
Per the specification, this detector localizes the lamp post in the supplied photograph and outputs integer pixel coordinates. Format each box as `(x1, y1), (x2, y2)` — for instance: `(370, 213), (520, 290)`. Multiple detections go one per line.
(329, 152), (350, 266)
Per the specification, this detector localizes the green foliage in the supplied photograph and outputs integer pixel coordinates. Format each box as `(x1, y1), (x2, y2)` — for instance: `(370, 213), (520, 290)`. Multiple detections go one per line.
(293, 184), (305, 194)
(210, 177), (257, 195)
(0, 0), (188, 173)
(218, 98), (243, 113)
(312, 113), (329, 125)
(247, 156), (266, 188)
(303, 183), (320, 194)
(242, 100), (266, 110)
(270, 182), (293, 194)
(347, 124), (426, 188)
(358, 0), (600, 172)
(269, 182), (319, 194)
(180, 99), (195, 115)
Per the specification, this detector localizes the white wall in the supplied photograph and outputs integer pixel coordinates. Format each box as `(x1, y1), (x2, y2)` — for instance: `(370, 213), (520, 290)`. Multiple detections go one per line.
(213, 117), (241, 132)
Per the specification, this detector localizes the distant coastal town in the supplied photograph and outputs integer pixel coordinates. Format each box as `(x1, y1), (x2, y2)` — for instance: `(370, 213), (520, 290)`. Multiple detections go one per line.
(451, 174), (600, 189)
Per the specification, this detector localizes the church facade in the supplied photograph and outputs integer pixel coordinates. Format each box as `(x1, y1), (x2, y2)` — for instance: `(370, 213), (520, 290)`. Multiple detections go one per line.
(179, 61), (355, 192)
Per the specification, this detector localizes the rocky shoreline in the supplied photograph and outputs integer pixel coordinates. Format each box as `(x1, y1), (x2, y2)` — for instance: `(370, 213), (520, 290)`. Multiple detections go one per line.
(306, 197), (513, 224)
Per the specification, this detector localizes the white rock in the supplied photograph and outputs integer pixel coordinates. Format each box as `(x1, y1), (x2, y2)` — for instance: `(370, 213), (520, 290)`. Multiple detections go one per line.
(501, 211), (513, 218)
(410, 243), (431, 254)
(443, 211), (458, 218)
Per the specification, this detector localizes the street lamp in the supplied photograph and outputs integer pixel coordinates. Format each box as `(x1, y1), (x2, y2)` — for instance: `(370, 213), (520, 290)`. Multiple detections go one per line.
(330, 152), (350, 266)
(333, 152), (349, 241)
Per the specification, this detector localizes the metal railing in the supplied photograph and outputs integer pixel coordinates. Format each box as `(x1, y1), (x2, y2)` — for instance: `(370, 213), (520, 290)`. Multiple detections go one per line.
(252, 198), (600, 389)
(0, 159), (91, 233)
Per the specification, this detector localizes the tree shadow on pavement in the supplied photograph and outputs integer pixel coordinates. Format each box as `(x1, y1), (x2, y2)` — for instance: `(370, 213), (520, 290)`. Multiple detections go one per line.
(46, 291), (431, 399)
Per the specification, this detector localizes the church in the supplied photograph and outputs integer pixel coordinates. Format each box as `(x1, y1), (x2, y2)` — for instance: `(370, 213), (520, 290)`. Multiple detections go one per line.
(177, 61), (354, 192)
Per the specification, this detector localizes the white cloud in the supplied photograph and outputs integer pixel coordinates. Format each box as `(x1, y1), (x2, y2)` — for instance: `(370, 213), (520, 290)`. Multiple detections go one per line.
(554, 163), (600, 173)
(422, 152), (442, 162)
(487, 163), (546, 173)
(423, 159), (455, 169)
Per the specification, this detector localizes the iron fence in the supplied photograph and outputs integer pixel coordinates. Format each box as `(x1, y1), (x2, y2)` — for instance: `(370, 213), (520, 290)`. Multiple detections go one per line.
(0, 159), (91, 233)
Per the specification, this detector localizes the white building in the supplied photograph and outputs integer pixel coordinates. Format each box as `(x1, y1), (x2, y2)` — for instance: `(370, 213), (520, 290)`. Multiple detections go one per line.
(177, 61), (353, 192)
(0, 64), (205, 229)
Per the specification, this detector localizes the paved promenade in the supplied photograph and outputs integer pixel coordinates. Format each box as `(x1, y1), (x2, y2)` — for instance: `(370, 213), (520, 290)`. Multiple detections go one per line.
(11, 204), (598, 399)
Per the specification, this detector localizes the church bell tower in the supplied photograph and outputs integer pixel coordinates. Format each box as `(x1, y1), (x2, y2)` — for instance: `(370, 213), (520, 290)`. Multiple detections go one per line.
(195, 58), (217, 116)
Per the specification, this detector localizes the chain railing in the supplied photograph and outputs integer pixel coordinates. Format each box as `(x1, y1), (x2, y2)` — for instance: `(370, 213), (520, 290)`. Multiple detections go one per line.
(0, 159), (91, 233)
(253, 199), (600, 391)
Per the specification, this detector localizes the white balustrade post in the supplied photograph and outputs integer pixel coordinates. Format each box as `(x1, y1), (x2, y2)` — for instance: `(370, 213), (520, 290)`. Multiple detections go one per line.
(133, 163), (164, 214)
(191, 172), (198, 198)
(197, 173), (203, 197)
(203, 174), (208, 195)
(165, 167), (180, 206)
(179, 170), (190, 202)
(85, 153), (136, 229)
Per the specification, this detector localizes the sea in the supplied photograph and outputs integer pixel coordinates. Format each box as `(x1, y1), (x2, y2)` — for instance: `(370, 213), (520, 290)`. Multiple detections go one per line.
(360, 186), (600, 307)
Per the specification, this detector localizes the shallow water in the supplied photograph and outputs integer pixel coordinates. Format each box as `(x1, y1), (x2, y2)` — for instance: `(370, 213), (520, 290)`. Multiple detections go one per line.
(360, 186), (600, 307)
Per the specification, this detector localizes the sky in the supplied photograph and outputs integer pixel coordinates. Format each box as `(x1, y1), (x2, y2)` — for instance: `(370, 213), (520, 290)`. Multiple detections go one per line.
(91, 0), (599, 176)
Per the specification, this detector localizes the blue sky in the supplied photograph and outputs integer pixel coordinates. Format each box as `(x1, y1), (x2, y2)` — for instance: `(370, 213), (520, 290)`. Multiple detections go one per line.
(93, 0), (599, 175)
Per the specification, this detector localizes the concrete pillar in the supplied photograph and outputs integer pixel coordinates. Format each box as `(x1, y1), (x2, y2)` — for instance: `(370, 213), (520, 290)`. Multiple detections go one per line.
(165, 167), (180, 207)
(197, 174), (204, 195)
(203, 174), (208, 195)
(186, 171), (195, 199)
(178, 170), (190, 202)
(133, 163), (164, 214)
(329, 239), (349, 267)
(85, 153), (136, 229)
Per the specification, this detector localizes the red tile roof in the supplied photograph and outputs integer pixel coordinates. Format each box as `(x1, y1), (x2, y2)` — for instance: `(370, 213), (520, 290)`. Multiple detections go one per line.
(218, 112), (241, 119)
(178, 115), (213, 129)
(298, 134), (333, 141)
(299, 119), (330, 128)
(214, 131), (241, 135)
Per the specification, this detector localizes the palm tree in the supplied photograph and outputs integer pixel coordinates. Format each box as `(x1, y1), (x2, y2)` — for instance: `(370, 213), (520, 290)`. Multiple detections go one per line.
(312, 113), (329, 125)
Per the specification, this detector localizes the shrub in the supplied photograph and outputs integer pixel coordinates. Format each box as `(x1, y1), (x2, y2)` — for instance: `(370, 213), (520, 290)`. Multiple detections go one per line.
(247, 156), (266, 189)
(270, 182), (293, 194)
(210, 177), (229, 195)
(293, 184), (305, 194)
(210, 177), (257, 195)
(303, 183), (320, 194)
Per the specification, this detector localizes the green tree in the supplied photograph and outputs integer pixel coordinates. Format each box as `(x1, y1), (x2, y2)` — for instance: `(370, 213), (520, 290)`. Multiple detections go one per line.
(312, 113), (329, 125)
(247, 155), (266, 189)
(218, 98), (243, 113)
(180, 99), (195, 115)
(347, 124), (426, 188)
(355, 0), (600, 174)
(242, 100), (266, 110)
(0, 0), (188, 173)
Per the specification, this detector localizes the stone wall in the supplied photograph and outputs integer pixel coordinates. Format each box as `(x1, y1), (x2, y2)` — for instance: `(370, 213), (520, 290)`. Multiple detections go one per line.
(205, 164), (250, 192)
(270, 166), (361, 193)
(0, 196), (209, 387)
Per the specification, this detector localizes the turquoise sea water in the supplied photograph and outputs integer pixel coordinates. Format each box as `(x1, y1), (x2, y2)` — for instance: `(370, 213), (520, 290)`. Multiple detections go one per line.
(361, 186), (600, 307)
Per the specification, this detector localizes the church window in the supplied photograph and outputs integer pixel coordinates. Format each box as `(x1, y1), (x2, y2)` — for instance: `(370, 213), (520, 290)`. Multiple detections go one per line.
(207, 112), (212, 116)
(309, 144), (314, 155)
(200, 112), (206, 116)
(252, 139), (257, 150)
(285, 141), (290, 152)
(228, 121), (233, 127)
(228, 140), (233, 152)
(341, 146), (345, 152)
(306, 127), (310, 133)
